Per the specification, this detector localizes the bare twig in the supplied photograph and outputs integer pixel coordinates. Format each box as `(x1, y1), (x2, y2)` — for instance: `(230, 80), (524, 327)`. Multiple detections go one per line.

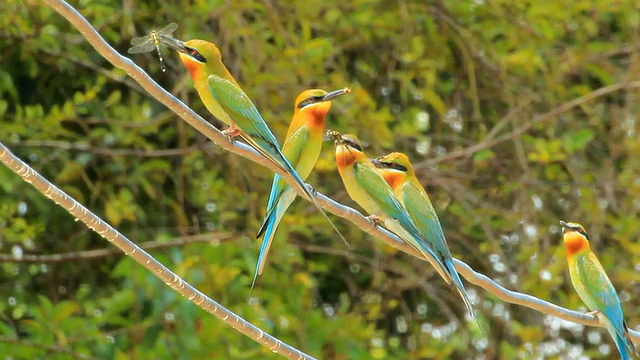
(0, 336), (102, 360)
(13, 140), (198, 158)
(0, 233), (233, 263)
(419, 81), (640, 167)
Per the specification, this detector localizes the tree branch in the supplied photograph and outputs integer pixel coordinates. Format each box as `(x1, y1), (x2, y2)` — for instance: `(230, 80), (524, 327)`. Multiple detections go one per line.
(419, 81), (640, 167)
(0, 336), (101, 360)
(0, 233), (233, 263)
(13, 140), (198, 158)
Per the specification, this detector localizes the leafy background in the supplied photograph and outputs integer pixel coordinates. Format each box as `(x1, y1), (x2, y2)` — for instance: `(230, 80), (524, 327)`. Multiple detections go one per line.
(2, 0), (640, 358)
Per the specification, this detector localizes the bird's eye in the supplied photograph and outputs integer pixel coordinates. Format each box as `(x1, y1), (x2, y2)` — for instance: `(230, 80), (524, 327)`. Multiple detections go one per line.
(185, 46), (207, 63)
(570, 225), (589, 239)
(297, 98), (312, 108)
(297, 96), (325, 109)
(388, 162), (408, 171)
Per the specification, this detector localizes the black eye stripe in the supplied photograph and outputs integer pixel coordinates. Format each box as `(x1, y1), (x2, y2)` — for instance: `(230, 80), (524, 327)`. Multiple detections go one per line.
(344, 140), (362, 151)
(297, 95), (325, 109)
(184, 46), (207, 63)
(382, 161), (407, 172)
(569, 225), (589, 239)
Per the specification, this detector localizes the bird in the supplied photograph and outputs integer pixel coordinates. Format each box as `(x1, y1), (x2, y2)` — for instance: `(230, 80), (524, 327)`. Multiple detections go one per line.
(327, 131), (451, 283)
(252, 87), (351, 293)
(158, 36), (347, 250)
(371, 152), (479, 325)
(559, 220), (637, 360)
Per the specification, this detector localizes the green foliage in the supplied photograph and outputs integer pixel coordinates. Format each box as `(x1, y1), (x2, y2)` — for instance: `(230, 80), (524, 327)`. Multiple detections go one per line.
(2, 0), (640, 358)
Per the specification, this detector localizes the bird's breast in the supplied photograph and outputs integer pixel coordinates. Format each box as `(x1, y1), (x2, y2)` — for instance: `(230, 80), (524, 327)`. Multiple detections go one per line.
(380, 171), (404, 191)
(335, 145), (359, 168)
(564, 232), (589, 257)
(179, 54), (202, 80)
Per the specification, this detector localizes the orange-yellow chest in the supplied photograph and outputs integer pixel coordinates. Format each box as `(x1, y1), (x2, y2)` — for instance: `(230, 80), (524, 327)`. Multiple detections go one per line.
(563, 232), (589, 258)
(304, 108), (327, 130)
(335, 145), (363, 169)
(286, 111), (326, 138)
(180, 54), (201, 80)
(380, 171), (404, 192)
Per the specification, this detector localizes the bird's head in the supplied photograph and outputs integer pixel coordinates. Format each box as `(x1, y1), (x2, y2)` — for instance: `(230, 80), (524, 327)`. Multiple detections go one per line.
(160, 37), (227, 81)
(295, 88), (350, 115)
(292, 88), (350, 129)
(559, 220), (590, 256)
(370, 152), (414, 188)
(326, 131), (365, 168)
(371, 152), (414, 174)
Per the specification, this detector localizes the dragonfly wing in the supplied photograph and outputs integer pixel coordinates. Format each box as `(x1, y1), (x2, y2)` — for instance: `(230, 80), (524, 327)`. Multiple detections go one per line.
(130, 35), (151, 46)
(128, 41), (155, 54)
(157, 22), (178, 35)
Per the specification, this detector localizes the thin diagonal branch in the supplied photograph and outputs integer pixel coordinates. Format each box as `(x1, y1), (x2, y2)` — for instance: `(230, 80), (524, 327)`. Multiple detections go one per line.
(0, 233), (233, 263)
(0, 143), (314, 360)
(0, 336), (101, 360)
(31, 0), (640, 355)
(13, 140), (198, 157)
(419, 81), (640, 167)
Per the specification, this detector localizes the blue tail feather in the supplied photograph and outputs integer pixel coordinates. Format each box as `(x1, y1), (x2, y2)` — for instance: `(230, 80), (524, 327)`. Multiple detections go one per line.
(444, 258), (484, 333)
(614, 333), (631, 360)
(250, 188), (296, 296)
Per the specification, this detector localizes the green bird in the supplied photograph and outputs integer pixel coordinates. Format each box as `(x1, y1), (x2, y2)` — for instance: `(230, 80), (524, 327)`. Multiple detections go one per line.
(159, 36), (346, 247)
(328, 131), (451, 283)
(560, 221), (637, 360)
(372, 152), (479, 326)
(253, 88), (350, 292)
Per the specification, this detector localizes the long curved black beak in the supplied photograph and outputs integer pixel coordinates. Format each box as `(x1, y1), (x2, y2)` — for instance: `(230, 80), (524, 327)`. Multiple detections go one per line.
(158, 35), (187, 53)
(370, 158), (384, 169)
(157, 35), (207, 63)
(322, 87), (351, 102)
(559, 220), (573, 234)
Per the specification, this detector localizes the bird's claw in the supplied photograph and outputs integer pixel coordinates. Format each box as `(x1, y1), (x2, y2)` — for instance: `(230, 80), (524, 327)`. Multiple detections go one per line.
(222, 126), (241, 142)
(365, 215), (383, 227)
(305, 183), (317, 197)
(586, 310), (601, 317)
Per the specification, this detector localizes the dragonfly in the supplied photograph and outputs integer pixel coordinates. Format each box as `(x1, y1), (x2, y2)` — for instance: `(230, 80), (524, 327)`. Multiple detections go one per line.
(128, 22), (178, 72)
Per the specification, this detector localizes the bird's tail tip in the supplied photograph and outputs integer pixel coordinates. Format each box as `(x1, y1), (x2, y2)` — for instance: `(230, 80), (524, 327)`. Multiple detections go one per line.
(445, 260), (485, 334)
(613, 331), (634, 360)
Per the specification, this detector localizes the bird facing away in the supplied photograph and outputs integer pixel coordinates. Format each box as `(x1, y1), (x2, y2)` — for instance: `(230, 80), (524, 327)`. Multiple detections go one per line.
(560, 220), (637, 360)
(327, 131), (451, 283)
(252, 88), (350, 293)
(371, 152), (479, 327)
(159, 36), (347, 252)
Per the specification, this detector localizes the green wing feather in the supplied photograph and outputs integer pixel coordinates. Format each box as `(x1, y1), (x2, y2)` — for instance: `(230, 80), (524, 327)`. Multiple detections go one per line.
(353, 163), (410, 220)
(401, 182), (451, 258)
(207, 75), (282, 155)
(258, 125), (309, 234)
(353, 164), (438, 258)
(280, 125), (309, 169)
(574, 253), (627, 339)
(576, 254), (617, 307)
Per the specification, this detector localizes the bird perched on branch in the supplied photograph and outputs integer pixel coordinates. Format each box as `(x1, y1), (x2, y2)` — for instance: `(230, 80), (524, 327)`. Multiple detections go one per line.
(159, 36), (347, 259)
(372, 152), (479, 327)
(560, 220), (637, 360)
(253, 88), (350, 293)
(327, 131), (451, 284)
